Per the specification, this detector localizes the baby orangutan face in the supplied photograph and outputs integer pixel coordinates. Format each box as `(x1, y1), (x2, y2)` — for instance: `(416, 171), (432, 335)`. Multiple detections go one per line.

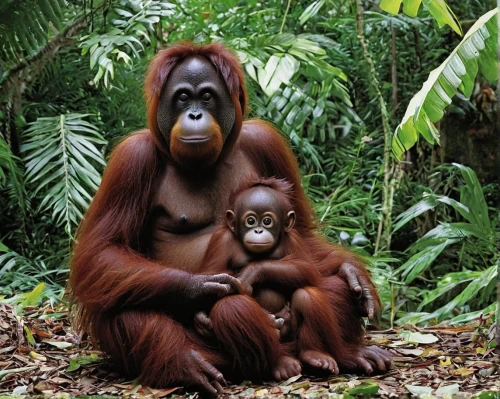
(226, 186), (295, 255)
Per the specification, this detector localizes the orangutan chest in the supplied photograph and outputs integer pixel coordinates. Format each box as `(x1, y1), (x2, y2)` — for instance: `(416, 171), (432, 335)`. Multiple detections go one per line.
(154, 153), (253, 228)
(152, 170), (223, 233)
(148, 152), (255, 269)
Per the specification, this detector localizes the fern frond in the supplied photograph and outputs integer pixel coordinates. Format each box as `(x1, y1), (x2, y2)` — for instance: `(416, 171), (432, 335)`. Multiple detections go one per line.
(21, 114), (107, 237)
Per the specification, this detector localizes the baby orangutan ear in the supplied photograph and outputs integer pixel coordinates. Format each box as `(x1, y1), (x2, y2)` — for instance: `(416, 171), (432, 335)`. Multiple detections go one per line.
(226, 210), (236, 233)
(285, 210), (296, 232)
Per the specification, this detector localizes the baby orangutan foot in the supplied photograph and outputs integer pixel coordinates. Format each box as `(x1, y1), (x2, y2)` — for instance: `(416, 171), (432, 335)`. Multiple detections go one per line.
(300, 350), (339, 375)
(272, 355), (301, 381)
(267, 313), (284, 338)
(194, 311), (214, 339)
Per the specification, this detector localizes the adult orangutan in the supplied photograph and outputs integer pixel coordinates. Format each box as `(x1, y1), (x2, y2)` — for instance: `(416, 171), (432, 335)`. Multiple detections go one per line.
(68, 42), (391, 396)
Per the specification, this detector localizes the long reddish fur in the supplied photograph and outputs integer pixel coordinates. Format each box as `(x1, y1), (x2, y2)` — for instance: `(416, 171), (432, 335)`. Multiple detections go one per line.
(68, 41), (380, 388)
(203, 179), (368, 371)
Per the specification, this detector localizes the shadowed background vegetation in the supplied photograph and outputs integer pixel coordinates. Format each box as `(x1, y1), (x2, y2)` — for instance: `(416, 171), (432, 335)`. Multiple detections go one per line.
(0, 0), (498, 329)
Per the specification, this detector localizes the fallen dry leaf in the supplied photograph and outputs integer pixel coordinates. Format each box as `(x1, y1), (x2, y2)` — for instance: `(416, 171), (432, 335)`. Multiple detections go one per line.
(450, 367), (475, 376)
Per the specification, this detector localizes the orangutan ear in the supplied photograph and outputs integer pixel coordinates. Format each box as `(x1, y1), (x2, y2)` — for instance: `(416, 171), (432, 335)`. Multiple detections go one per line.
(226, 210), (236, 233)
(285, 211), (296, 232)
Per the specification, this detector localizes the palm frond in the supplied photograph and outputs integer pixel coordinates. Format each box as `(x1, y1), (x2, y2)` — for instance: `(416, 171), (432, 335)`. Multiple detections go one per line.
(21, 114), (107, 237)
(0, 0), (66, 67)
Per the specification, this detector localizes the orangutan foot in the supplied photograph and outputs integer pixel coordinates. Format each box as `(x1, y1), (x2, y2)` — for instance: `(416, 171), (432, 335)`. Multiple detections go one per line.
(272, 355), (301, 381)
(299, 350), (339, 375)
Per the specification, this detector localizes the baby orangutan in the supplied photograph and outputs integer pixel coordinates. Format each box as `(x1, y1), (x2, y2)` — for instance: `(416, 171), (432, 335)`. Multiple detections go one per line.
(197, 178), (342, 380)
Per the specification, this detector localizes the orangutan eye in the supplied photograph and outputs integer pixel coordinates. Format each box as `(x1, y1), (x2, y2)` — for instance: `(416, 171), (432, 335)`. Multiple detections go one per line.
(179, 93), (189, 102)
(245, 216), (256, 227)
(202, 92), (212, 101)
(262, 217), (273, 227)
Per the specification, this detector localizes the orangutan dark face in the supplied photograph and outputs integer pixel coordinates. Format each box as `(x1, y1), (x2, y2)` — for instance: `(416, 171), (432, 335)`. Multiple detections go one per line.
(157, 56), (235, 169)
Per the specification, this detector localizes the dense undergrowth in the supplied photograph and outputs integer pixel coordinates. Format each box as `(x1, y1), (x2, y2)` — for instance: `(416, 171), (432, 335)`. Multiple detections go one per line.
(0, 0), (498, 329)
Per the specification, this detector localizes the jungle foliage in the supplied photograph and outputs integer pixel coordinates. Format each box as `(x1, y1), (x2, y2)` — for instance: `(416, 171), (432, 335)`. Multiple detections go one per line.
(0, 0), (498, 327)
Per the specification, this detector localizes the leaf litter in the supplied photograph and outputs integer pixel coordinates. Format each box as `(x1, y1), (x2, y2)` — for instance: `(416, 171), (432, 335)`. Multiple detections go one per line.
(0, 302), (498, 398)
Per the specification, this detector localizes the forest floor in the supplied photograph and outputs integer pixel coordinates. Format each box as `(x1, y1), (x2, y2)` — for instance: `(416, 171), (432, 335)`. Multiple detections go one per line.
(0, 302), (499, 398)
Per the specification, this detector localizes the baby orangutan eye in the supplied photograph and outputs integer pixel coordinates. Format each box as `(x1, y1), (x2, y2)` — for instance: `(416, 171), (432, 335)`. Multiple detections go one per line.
(245, 216), (256, 227)
(202, 92), (212, 101)
(262, 217), (273, 227)
(179, 93), (189, 102)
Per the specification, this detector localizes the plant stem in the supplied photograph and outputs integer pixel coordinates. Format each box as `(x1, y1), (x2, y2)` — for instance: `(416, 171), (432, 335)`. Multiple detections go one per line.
(355, 0), (400, 254)
(280, 0), (292, 34)
(391, 24), (398, 116)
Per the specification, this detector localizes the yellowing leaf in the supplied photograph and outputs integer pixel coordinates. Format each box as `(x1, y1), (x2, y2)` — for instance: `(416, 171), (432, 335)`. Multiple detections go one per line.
(29, 351), (47, 362)
(476, 347), (487, 355)
(440, 356), (452, 366)
(451, 367), (475, 376)
(422, 348), (445, 357)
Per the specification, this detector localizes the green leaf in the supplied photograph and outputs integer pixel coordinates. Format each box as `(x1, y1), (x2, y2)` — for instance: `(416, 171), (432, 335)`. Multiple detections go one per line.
(402, 0), (421, 17)
(380, 0), (461, 35)
(17, 282), (45, 314)
(396, 239), (456, 283)
(257, 54), (299, 96)
(379, 0), (402, 14)
(44, 341), (73, 349)
(449, 302), (497, 324)
(0, 242), (8, 253)
(348, 381), (379, 395)
(399, 331), (439, 344)
(422, 0), (462, 35)
(454, 163), (491, 232)
(67, 353), (101, 372)
(299, 0), (326, 25)
(418, 270), (482, 310)
(0, 0), (65, 66)
(392, 9), (498, 158)
(24, 326), (36, 346)
(410, 223), (487, 251)
(0, 366), (38, 380)
(417, 266), (497, 322)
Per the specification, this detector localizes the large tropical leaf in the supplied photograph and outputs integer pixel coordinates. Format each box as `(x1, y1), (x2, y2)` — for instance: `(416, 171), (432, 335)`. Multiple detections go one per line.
(21, 114), (107, 237)
(0, 0), (66, 67)
(392, 8), (498, 158)
(236, 33), (347, 98)
(232, 33), (352, 170)
(379, 0), (462, 35)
